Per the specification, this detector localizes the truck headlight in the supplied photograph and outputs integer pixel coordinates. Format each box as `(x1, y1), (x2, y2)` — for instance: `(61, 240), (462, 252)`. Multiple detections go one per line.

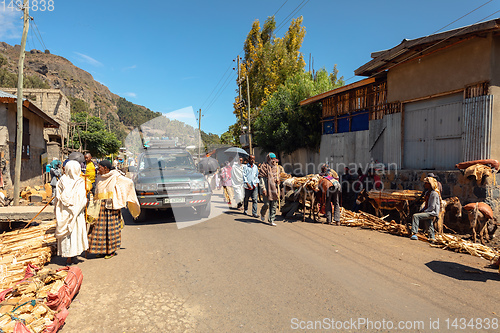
(191, 180), (208, 192)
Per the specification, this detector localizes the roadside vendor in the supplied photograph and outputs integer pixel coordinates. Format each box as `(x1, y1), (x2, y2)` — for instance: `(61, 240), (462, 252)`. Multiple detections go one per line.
(410, 177), (441, 242)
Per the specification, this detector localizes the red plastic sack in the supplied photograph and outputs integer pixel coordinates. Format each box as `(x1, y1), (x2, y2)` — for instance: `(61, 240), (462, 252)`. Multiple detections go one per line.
(14, 321), (31, 333)
(43, 307), (69, 333)
(46, 266), (83, 311)
(463, 202), (494, 219)
(456, 159), (500, 170)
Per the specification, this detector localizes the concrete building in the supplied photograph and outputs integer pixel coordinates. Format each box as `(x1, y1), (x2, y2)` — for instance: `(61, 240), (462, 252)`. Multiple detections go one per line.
(299, 18), (500, 214)
(0, 90), (59, 195)
(0, 88), (70, 161)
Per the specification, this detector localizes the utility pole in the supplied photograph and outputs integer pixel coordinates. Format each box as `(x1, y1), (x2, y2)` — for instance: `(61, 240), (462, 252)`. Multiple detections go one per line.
(198, 108), (202, 160)
(13, 0), (30, 206)
(246, 75), (252, 155)
(236, 55), (242, 125)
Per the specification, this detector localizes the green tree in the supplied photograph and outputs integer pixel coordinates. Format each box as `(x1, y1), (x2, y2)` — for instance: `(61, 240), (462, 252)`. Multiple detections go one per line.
(68, 112), (121, 157)
(116, 97), (162, 127)
(68, 96), (90, 114)
(253, 69), (343, 154)
(228, 16), (307, 145)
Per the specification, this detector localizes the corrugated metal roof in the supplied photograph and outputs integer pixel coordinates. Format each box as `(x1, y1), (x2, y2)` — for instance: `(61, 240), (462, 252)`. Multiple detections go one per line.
(0, 89), (23, 99)
(355, 18), (500, 77)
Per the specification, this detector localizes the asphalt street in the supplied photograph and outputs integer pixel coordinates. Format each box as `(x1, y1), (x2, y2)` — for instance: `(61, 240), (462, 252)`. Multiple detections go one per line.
(53, 190), (500, 332)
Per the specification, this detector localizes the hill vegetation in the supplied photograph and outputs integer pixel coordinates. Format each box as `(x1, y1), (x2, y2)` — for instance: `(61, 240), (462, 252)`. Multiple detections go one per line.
(0, 42), (221, 155)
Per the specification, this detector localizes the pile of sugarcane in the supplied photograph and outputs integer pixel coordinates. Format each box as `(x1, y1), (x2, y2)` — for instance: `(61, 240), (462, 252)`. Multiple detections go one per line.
(367, 189), (422, 201)
(432, 233), (500, 260)
(340, 208), (500, 263)
(0, 222), (56, 291)
(0, 267), (68, 333)
(340, 208), (410, 236)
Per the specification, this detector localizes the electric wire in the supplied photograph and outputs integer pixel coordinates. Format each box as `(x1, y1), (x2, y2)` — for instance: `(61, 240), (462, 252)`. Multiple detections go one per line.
(199, 63), (233, 110)
(378, 9), (500, 76)
(342, 0), (498, 83)
(204, 71), (237, 113)
(31, 18), (48, 51)
(275, 0), (310, 33)
(273, 0), (290, 17)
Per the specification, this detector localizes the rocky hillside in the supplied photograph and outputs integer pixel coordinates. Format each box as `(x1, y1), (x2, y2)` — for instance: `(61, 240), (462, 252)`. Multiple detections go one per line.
(0, 42), (164, 142)
(0, 42), (119, 113)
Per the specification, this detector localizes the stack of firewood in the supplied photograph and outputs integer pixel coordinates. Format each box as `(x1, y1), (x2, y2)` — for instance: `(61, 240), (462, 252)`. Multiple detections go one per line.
(340, 208), (410, 236)
(0, 222), (56, 291)
(0, 267), (68, 333)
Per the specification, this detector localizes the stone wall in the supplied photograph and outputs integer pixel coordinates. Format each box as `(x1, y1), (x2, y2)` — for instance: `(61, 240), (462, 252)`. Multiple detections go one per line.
(0, 88), (70, 142)
(378, 169), (500, 217)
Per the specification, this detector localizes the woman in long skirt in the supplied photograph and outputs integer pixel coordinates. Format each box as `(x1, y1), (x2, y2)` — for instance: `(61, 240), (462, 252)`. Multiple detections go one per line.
(88, 159), (140, 259)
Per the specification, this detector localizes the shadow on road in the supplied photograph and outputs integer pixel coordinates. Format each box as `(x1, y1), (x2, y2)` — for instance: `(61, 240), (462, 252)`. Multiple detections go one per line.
(425, 260), (500, 282)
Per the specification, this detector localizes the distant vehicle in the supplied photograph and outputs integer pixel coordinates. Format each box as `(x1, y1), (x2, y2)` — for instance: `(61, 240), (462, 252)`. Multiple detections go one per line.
(131, 145), (211, 222)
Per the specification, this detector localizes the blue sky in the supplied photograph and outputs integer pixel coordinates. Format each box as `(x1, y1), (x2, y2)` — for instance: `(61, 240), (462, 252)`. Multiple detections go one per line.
(0, 0), (499, 135)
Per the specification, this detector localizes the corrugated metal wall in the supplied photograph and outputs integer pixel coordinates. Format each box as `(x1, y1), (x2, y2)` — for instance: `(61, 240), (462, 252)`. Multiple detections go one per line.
(462, 95), (493, 161)
(384, 113), (402, 168)
(404, 94), (463, 169)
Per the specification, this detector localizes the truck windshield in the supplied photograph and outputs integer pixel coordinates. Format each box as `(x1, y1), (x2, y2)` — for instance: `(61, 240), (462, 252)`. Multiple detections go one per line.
(139, 153), (195, 171)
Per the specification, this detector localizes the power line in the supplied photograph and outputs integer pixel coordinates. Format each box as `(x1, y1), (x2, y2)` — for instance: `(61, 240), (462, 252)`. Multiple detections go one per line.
(430, 0), (494, 35)
(200, 63), (233, 110)
(205, 71), (237, 113)
(199, 0), (310, 117)
(275, 0), (310, 33)
(379, 9), (500, 76)
(273, 0), (290, 17)
(31, 17), (47, 51)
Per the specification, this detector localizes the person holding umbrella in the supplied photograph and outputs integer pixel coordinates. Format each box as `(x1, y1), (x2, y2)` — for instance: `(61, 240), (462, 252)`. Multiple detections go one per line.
(259, 153), (280, 226)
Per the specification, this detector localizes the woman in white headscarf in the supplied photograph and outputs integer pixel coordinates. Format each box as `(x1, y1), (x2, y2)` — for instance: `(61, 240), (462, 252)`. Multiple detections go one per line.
(55, 160), (89, 264)
(231, 157), (245, 210)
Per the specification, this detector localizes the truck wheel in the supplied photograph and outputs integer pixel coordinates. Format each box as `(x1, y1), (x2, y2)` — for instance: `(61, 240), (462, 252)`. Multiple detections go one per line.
(135, 209), (148, 223)
(198, 202), (211, 218)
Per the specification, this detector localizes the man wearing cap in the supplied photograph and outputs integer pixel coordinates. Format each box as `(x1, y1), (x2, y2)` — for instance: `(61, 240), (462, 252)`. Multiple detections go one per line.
(427, 173), (443, 193)
(410, 177), (441, 242)
(259, 153), (280, 226)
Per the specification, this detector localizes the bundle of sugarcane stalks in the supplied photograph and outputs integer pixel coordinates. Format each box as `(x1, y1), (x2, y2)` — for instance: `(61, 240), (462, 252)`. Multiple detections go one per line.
(340, 208), (410, 236)
(283, 174), (320, 190)
(0, 222), (56, 291)
(340, 208), (500, 263)
(0, 267), (68, 333)
(367, 189), (422, 201)
(432, 233), (500, 261)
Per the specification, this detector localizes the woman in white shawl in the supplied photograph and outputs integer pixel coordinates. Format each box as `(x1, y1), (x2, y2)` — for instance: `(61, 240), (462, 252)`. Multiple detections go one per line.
(55, 160), (89, 264)
(88, 160), (140, 259)
(231, 157), (245, 210)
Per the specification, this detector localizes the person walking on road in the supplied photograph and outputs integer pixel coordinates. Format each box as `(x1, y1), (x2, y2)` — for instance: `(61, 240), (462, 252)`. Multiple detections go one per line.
(220, 161), (233, 206)
(88, 160), (140, 259)
(55, 160), (89, 264)
(231, 157), (245, 210)
(243, 155), (259, 218)
(259, 153), (280, 226)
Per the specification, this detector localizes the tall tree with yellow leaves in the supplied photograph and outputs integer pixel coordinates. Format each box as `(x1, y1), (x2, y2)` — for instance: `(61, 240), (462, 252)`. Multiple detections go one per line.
(227, 16), (306, 144)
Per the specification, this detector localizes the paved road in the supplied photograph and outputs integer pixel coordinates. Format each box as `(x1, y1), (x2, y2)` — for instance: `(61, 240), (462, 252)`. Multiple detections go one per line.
(54, 190), (500, 332)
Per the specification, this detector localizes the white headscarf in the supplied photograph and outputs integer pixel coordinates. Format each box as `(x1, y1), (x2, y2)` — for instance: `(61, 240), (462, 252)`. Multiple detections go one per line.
(55, 160), (87, 239)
